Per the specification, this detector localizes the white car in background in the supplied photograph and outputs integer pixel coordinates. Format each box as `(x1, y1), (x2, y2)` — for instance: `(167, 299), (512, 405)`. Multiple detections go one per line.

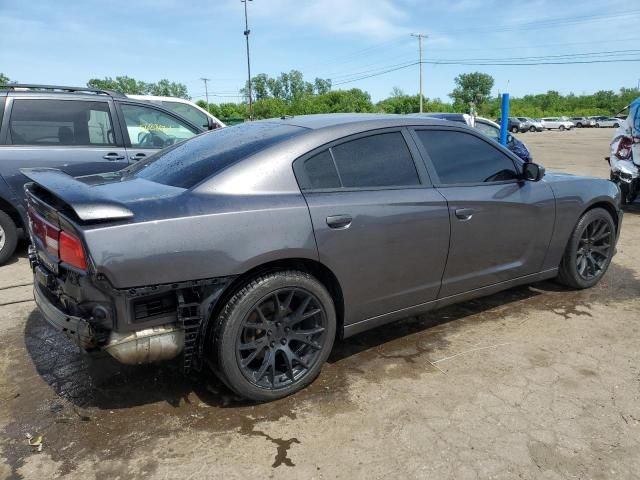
(540, 117), (574, 131)
(595, 117), (624, 128)
(127, 95), (226, 130)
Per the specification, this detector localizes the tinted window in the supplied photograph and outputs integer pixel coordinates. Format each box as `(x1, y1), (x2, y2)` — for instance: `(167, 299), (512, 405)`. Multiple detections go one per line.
(129, 122), (305, 188)
(330, 132), (419, 188)
(9, 99), (116, 146)
(301, 150), (341, 189)
(120, 103), (198, 149)
(416, 130), (519, 184)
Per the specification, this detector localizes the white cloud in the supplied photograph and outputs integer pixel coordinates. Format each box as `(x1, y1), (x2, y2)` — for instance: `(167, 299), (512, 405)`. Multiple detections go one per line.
(249, 0), (411, 39)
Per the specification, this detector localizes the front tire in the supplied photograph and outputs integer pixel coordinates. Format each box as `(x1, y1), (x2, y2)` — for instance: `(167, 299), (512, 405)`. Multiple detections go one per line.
(212, 271), (336, 401)
(557, 208), (615, 289)
(0, 211), (18, 265)
(559, 125), (566, 131)
(529, 126), (536, 132)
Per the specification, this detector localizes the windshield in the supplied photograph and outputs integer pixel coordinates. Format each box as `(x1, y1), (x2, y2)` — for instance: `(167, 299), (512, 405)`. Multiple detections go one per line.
(161, 101), (210, 129)
(125, 122), (305, 188)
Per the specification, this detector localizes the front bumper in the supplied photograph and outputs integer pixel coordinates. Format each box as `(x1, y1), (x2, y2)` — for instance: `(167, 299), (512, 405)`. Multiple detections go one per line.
(33, 281), (96, 350)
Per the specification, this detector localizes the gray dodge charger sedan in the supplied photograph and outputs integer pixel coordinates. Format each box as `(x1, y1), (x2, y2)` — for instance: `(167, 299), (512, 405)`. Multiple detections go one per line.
(23, 114), (622, 401)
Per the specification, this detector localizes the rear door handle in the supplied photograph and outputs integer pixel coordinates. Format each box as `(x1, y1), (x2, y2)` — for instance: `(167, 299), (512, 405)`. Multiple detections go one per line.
(103, 152), (125, 161)
(130, 153), (146, 161)
(326, 214), (352, 229)
(454, 208), (474, 220)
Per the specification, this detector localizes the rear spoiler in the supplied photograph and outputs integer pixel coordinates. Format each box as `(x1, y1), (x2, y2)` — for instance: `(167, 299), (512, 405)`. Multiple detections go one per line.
(21, 168), (133, 221)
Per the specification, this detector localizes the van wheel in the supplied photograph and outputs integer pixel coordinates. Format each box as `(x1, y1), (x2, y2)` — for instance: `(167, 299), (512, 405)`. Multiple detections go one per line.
(212, 270), (336, 401)
(557, 208), (615, 289)
(559, 125), (566, 131)
(0, 211), (18, 265)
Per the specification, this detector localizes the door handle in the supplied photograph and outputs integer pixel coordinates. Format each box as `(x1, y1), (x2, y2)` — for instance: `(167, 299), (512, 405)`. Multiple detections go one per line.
(103, 152), (125, 161)
(130, 153), (146, 161)
(326, 214), (352, 229)
(454, 208), (474, 220)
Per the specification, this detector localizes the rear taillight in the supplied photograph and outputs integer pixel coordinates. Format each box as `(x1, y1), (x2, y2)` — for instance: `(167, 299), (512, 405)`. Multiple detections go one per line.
(28, 207), (87, 271)
(59, 231), (87, 270)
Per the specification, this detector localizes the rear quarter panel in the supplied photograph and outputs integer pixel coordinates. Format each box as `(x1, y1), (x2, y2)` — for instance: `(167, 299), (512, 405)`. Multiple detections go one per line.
(542, 173), (621, 270)
(82, 192), (318, 288)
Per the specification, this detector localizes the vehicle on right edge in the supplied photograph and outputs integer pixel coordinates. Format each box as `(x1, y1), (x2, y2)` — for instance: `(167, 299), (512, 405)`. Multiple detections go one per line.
(24, 114), (623, 402)
(540, 117), (575, 130)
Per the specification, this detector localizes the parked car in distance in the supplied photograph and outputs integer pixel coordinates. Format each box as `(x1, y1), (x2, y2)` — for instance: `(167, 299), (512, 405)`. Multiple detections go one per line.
(570, 117), (596, 128)
(128, 95), (225, 130)
(0, 84), (204, 264)
(540, 117), (574, 131)
(498, 117), (529, 133)
(415, 113), (531, 161)
(25, 114), (622, 401)
(595, 117), (623, 128)
(515, 117), (543, 132)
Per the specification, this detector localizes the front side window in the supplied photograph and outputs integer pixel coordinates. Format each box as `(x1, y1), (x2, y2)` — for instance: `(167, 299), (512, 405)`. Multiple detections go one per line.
(330, 132), (420, 188)
(9, 99), (116, 146)
(120, 103), (198, 149)
(416, 130), (519, 184)
(161, 101), (210, 129)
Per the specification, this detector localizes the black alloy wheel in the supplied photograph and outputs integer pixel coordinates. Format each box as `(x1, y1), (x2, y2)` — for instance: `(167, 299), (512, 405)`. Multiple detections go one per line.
(213, 270), (336, 401)
(575, 217), (613, 281)
(236, 288), (328, 389)
(557, 208), (615, 289)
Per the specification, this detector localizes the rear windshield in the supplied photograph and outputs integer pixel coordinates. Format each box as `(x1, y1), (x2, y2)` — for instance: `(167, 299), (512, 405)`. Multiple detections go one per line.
(126, 122), (305, 188)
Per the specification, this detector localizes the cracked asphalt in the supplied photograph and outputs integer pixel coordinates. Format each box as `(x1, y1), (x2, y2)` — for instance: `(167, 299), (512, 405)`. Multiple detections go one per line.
(1, 128), (640, 479)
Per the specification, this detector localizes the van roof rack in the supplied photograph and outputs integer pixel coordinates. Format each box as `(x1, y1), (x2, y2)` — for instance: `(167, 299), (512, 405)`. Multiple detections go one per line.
(0, 84), (126, 98)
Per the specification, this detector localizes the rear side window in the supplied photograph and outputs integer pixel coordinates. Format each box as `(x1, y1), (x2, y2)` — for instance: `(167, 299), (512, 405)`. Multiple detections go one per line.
(416, 130), (519, 184)
(331, 132), (419, 188)
(129, 122), (305, 188)
(9, 99), (116, 146)
(302, 151), (341, 189)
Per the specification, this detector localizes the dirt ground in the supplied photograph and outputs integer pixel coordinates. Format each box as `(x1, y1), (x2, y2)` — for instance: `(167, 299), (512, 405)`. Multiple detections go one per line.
(1, 128), (639, 479)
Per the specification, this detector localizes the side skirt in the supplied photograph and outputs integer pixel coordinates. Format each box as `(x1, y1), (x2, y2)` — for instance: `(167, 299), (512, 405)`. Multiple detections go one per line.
(343, 268), (558, 338)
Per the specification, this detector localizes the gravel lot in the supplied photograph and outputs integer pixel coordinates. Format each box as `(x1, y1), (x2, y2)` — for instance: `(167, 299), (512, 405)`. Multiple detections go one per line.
(1, 128), (639, 479)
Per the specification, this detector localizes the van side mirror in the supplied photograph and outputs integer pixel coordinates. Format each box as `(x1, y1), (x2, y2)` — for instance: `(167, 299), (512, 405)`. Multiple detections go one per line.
(522, 162), (545, 182)
(206, 116), (216, 130)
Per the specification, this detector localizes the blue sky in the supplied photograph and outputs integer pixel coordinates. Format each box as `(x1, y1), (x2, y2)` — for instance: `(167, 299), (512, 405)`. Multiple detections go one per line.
(1, 0), (639, 103)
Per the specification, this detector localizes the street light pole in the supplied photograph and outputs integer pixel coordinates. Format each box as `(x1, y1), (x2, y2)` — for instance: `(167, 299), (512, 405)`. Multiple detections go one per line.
(242, 0), (253, 120)
(410, 33), (427, 113)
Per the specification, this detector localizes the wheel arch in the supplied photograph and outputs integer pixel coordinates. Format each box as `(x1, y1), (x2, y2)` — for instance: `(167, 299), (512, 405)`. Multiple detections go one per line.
(203, 257), (346, 354)
(583, 199), (619, 234)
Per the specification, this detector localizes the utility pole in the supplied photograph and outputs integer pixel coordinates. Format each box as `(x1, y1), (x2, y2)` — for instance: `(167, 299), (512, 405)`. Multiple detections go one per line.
(411, 33), (427, 112)
(200, 78), (211, 106)
(241, 0), (253, 120)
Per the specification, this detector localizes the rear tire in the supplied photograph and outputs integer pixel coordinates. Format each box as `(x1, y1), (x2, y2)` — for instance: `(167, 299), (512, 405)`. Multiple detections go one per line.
(212, 270), (336, 402)
(0, 211), (18, 265)
(556, 208), (615, 289)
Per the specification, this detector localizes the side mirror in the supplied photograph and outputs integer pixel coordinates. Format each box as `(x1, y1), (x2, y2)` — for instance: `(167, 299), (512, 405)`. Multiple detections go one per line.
(206, 116), (216, 130)
(522, 162), (545, 182)
(506, 134), (515, 145)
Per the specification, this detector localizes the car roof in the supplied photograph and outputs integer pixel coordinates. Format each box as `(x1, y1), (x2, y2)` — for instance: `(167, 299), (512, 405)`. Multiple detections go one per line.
(272, 113), (450, 130)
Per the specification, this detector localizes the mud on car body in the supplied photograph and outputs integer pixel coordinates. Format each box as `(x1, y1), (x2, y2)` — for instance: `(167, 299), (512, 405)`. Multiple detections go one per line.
(24, 114), (623, 402)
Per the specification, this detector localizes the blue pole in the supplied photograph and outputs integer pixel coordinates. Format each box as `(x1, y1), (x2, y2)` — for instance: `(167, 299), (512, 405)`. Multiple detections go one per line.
(500, 93), (510, 145)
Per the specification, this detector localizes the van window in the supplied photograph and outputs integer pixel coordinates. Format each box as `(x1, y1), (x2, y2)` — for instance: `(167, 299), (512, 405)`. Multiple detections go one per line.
(9, 99), (116, 146)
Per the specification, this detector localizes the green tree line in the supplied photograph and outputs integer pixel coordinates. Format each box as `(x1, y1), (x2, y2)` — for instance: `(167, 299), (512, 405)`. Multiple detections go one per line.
(1, 71), (638, 121)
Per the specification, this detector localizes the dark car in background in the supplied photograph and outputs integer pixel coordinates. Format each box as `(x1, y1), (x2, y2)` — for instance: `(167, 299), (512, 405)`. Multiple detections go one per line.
(0, 84), (205, 263)
(24, 114), (621, 401)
